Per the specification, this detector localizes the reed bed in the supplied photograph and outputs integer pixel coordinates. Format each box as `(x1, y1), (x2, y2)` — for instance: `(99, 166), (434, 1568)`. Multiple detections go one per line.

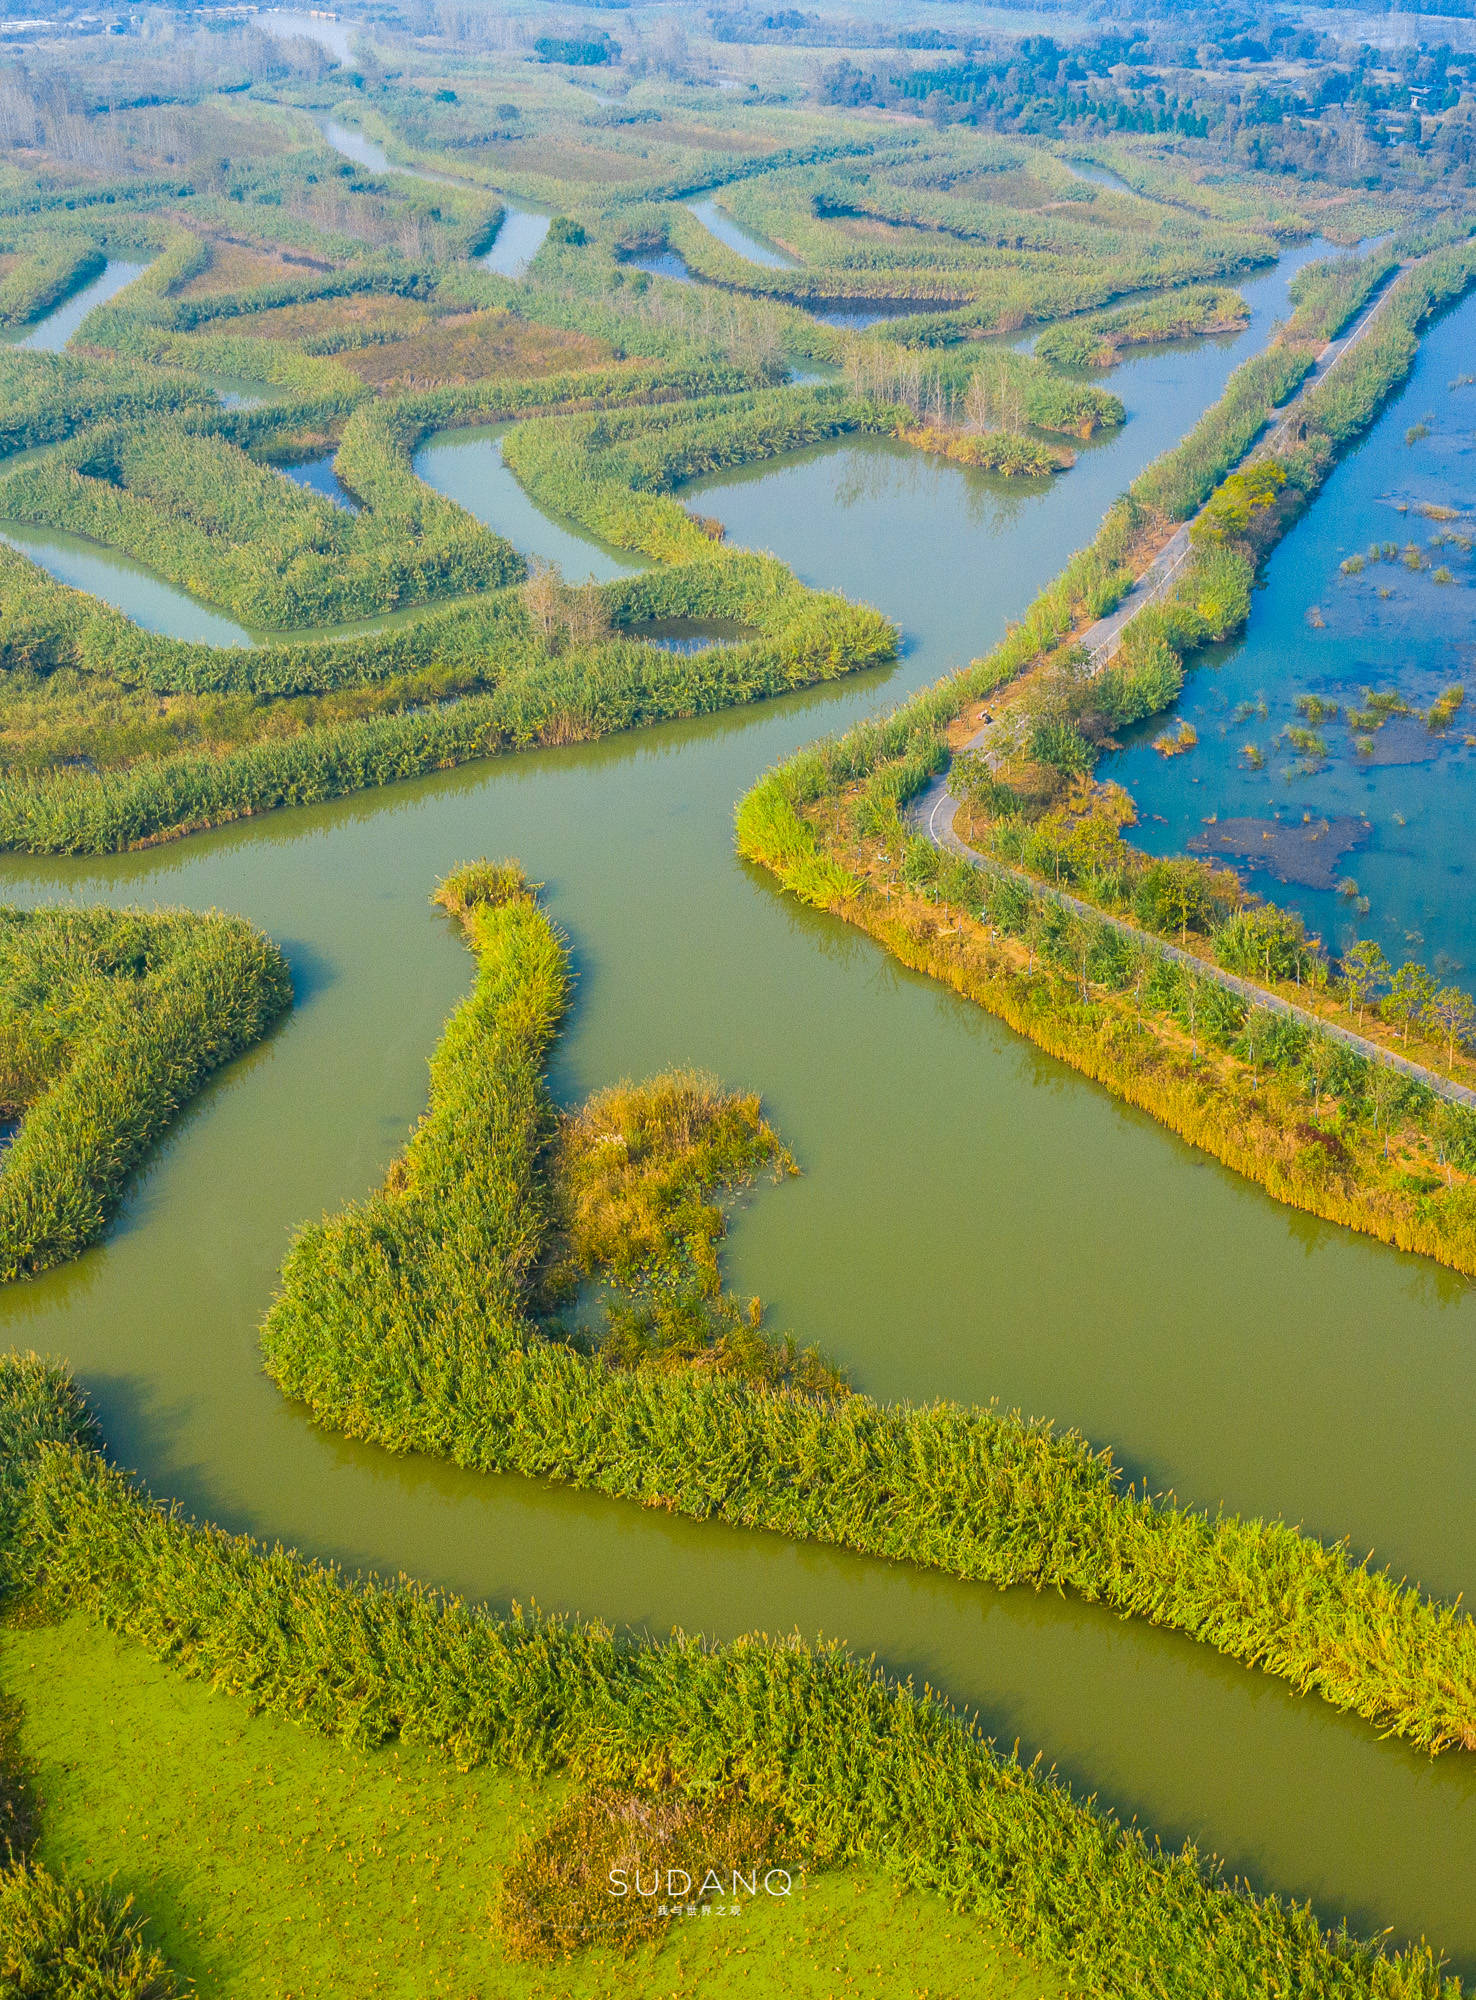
(0, 555), (894, 853)
(0, 349), (896, 850)
(1034, 285), (1249, 370)
(735, 237), (1476, 1267)
(0, 413), (521, 628)
(0, 905), (291, 1279)
(258, 866), (1476, 1755)
(0, 1861), (181, 1998)
(0, 238), (104, 331)
(0, 1353), (1458, 1999)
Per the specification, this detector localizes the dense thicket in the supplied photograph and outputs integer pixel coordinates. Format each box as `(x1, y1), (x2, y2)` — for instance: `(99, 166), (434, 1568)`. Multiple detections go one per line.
(260, 866), (1476, 1754)
(0, 905), (291, 1279)
(0, 1356), (1458, 1999)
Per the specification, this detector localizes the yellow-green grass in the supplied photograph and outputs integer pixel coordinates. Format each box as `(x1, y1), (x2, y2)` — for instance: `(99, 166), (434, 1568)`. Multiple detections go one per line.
(0, 1611), (1054, 2000)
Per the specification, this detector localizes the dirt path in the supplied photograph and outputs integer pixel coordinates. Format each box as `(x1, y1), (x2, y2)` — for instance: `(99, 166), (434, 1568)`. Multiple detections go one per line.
(908, 259), (1476, 1107)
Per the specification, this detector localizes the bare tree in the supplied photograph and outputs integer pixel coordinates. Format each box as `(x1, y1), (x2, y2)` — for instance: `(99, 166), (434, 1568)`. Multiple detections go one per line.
(522, 559), (564, 641)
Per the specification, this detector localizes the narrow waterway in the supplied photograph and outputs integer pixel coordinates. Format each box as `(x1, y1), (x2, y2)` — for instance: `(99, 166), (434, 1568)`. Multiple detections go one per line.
(1, 258), (148, 353)
(687, 196), (799, 270)
(7, 238), (1476, 1965)
(313, 116), (554, 277)
(413, 422), (641, 581)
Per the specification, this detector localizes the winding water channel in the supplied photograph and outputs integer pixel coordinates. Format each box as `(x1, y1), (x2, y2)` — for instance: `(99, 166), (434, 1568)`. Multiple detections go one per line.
(1, 258), (148, 352)
(314, 116), (554, 276)
(6, 238), (1476, 1964)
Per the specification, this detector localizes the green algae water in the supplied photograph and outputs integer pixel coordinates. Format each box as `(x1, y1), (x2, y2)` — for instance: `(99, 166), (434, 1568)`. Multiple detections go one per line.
(7, 242), (1476, 1967)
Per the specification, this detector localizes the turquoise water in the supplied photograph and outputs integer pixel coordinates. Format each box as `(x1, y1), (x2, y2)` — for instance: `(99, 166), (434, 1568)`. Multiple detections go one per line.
(1107, 285), (1476, 985)
(10, 238), (1476, 1965)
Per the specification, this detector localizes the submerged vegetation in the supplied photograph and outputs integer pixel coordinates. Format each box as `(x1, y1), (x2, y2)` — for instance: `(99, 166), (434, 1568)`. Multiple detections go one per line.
(0, 905), (290, 1281)
(739, 232), (1476, 1279)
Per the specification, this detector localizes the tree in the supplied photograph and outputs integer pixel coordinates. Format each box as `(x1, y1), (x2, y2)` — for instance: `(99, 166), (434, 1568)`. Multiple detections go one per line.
(1339, 938), (1389, 1023)
(1193, 461), (1287, 547)
(1386, 960), (1437, 1045)
(1426, 986), (1476, 1068)
(1366, 1060), (1400, 1161)
(563, 583), (609, 649)
(521, 559), (563, 641)
(1135, 857), (1222, 945)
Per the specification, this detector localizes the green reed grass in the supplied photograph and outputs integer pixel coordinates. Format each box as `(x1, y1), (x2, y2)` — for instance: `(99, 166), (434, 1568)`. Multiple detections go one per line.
(258, 868), (1476, 1754)
(0, 1353), (1458, 2000)
(0, 905), (291, 1279)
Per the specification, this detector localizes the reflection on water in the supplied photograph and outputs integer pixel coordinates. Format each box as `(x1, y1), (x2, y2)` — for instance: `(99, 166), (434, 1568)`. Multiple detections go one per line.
(1107, 286), (1476, 980)
(413, 423), (642, 582)
(625, 246), (697, 285)
(627, 617), (753, 654)
(277, 453), (360, 512)
(315, 116), (463, 190)
(3, 260), (149, 353)
(806, 297), (949, 330)
(824, 435), (1039, 535)
(210, 377), (271, 412)
(6, 236), (1476, 1966)
(0, 523), (254, 646)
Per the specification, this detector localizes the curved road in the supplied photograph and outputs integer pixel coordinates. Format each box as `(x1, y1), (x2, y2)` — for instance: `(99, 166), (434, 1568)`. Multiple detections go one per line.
(909, 256), (1476, 1107)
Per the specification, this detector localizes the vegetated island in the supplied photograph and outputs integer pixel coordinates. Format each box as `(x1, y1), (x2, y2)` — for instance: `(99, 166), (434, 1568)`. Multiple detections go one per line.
(1, 1348), (1468, 1997)
(259, 861), (1476, 1759)
(739, 230), (1476, 1281)
(0, 903), (291, 1281)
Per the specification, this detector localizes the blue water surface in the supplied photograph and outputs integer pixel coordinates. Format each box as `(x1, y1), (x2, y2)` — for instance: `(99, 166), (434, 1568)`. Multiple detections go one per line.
(1106, 286), (1476, 981)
